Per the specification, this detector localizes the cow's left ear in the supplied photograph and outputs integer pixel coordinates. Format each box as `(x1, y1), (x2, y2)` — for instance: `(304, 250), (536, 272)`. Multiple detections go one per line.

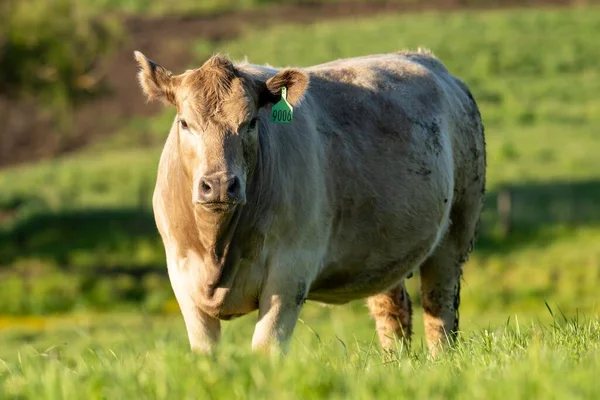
(263, 69), (309, 107)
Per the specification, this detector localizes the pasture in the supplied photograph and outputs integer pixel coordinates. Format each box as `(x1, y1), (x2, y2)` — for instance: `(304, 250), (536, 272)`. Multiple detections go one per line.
(1, 3), (599, 398)
(1, 312), (599, 398)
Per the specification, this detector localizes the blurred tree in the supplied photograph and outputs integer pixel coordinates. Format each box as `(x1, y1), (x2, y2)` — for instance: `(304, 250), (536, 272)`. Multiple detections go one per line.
(0, 0), (121, 121)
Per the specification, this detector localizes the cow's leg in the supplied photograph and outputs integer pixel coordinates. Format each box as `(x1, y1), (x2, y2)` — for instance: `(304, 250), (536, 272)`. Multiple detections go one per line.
(367, 281), (413, 351)
(419, 199), (481, 357)
(251, 259), (311, 354)
(419, 244), (461, 357)
(178, 300), (221, 354)
(168, 262), (221, 353)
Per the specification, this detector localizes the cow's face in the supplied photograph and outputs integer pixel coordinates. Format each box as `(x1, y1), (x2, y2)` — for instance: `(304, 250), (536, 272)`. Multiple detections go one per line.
(134, 52), (308, 214)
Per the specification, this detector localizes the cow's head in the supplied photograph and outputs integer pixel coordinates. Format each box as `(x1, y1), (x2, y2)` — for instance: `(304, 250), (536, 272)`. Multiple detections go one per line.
(134, 51), (308, 214)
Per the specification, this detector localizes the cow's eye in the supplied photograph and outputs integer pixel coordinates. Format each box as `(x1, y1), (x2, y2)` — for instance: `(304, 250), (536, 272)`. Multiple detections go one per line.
(248, 117), (258, 131)
(179, 119), (189, 130)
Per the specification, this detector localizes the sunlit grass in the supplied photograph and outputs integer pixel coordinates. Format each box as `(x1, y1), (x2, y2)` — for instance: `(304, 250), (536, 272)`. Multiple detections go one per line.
(0, 311), (598, 399)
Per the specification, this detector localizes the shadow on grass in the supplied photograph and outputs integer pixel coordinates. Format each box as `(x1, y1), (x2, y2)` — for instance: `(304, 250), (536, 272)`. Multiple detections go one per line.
(2, 179), (600, 272)
(0, 208), (164, 273)
(476, 178), (600, 254)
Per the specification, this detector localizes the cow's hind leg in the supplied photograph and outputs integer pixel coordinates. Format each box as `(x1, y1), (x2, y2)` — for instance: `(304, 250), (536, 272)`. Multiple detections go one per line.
(420, 199), (481, 357)
(367, 281), (413, 351)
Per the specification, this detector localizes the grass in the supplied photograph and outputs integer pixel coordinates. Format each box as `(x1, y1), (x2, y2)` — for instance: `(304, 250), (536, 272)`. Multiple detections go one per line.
(0, 308), (598, 398)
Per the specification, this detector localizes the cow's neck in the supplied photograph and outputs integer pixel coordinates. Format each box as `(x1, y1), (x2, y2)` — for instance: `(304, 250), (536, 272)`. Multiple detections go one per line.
(238, 122), (280, 232)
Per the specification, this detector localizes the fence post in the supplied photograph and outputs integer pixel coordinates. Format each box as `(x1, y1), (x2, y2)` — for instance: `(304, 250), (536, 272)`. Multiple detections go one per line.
(497, 188), (512, 238)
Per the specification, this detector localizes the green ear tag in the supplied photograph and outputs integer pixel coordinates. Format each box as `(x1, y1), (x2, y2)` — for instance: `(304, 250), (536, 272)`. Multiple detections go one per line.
(270, 87), (293, 124)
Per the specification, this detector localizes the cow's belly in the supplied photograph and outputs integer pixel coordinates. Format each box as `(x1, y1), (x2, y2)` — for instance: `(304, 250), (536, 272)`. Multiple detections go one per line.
(308, 187), (452, 304)
(308, 239), (437, 304)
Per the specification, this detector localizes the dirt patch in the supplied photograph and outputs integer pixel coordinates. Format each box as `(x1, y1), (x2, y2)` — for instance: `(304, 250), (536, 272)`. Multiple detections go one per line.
(0, 0), (579, 168)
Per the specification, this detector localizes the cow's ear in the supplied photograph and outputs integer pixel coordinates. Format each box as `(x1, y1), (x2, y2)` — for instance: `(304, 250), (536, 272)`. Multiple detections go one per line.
(134, 51), (177, 105)
(263, 69), (309, 107)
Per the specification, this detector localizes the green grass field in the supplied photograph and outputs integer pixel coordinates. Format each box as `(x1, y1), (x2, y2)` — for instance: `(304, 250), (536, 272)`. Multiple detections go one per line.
(1, 4), (600, 398)
(1, 309), (599, 398)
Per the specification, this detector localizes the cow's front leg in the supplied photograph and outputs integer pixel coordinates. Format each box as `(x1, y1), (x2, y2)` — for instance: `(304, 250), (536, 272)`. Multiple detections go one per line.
(168, 262), (221, 353)
(179, 301), (221, 353)
(251, 261), (311, 354)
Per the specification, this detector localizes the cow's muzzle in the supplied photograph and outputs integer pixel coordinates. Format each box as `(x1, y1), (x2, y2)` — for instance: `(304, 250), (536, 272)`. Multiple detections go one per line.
(193, 172), (246, 212)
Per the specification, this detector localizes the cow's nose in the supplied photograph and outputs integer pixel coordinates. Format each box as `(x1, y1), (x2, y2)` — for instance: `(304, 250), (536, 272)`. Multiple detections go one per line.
(198, 177), (218, 202)
(225, 176), (241, 200)
(196, 173), (244, 205)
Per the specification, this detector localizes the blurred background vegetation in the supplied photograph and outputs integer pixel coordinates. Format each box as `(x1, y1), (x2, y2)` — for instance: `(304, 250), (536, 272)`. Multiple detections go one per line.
(0, 0), (598, 333)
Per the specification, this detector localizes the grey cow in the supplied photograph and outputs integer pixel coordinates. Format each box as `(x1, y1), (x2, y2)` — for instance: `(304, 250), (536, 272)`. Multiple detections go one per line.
(134, 48), (486, 357)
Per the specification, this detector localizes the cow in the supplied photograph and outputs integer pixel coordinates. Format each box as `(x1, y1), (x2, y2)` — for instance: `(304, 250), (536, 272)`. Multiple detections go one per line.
(134, 48), (486, 357)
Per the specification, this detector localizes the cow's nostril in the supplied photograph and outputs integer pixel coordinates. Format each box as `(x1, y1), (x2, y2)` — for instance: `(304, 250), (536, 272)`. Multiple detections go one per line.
(227, 178), (239, 197)
(201, 181), (212, 195)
